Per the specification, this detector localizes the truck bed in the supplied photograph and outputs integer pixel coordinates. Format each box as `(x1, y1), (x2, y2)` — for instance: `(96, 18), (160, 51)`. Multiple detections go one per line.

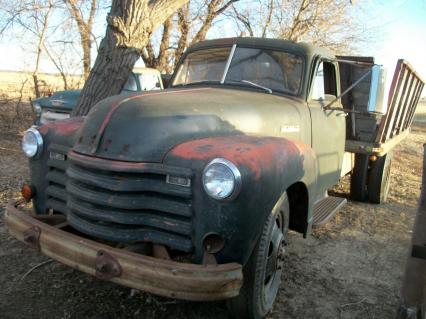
(338, 57), (424, 156)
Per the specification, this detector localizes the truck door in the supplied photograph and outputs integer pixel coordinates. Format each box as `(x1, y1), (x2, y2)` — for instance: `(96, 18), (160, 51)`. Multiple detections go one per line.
(308, 59), (346, 200)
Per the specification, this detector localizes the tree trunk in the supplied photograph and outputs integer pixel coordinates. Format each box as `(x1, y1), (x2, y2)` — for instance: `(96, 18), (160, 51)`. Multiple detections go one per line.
(174, 4), (190, 69)
(81, 33), (92, 80)
(72, 0), (190, 117)
(32, 1), (53, 98)
(65, 0), (98, 80)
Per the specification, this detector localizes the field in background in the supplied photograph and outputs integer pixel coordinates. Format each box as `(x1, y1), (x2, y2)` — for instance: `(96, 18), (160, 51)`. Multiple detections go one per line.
(415, 99), (426, 123)
(0, 70), (83, 99)
(0, 71), (83, 132)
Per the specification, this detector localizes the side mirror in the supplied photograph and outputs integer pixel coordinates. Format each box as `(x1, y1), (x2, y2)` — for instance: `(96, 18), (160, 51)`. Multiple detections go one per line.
(367, 65), (387, 114)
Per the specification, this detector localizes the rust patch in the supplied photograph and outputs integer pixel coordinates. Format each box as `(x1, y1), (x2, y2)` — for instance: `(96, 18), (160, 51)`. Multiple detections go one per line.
(38, 117), (84, 136)
(4, 200), (243, 301)
(23, 226), (41, 250)
(69, 151), (148, 170)
(95, 250), (122, 280)
(168, 135), (306, 179)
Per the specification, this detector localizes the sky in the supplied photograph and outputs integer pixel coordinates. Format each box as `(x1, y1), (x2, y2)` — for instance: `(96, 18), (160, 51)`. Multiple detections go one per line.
(360, 0), (426, 95)
(0, 0), (425, 95)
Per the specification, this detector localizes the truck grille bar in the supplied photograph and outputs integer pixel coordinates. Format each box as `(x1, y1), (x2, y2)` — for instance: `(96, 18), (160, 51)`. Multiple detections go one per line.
(47, 149), (194, 252)
(46, 144), (69, 215)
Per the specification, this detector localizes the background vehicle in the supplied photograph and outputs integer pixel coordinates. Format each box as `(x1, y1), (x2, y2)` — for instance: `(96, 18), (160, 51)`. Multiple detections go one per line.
(5, 38), (424, 319)
(33, 67), (163, 125)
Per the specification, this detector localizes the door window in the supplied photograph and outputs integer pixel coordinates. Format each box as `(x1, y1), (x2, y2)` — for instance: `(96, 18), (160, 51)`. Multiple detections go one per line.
(311, 61), (337, 100)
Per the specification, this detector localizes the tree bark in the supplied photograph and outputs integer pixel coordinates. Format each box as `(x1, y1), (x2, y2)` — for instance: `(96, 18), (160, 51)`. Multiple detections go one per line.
(141, 16), (172, 73)
(173, 4), (190, 69)
(65, 0), (97, 80)
(72, 0), (189, 116)
(32, 1), (53, 98)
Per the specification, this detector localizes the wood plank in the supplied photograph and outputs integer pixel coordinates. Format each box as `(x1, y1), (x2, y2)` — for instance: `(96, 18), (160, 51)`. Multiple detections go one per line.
(383, 65), (409, 142)
(375, 60), (404, 143)
(403, 80), (423, 130)
(399, 79), (421, 132)
(394, 73), (415, 135)
(407, 82), (425, 127)
(346, 130), (410, 156)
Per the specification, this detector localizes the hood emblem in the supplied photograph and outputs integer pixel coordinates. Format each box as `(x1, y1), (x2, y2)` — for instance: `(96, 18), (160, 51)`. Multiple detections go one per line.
(280, 124), (300, 133)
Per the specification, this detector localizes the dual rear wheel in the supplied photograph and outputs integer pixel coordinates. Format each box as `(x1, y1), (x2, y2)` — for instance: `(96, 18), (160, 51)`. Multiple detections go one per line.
(350, 152), (393, 204)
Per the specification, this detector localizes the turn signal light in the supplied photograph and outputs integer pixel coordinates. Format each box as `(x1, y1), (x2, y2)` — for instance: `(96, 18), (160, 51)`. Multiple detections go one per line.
(21, 184), (34, 202)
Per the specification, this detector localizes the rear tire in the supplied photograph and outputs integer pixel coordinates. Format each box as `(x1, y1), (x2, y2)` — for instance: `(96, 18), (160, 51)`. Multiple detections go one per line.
(350, 154), (369, 202)
(368, 153), (392, 204)
(227, 195), (289, 319)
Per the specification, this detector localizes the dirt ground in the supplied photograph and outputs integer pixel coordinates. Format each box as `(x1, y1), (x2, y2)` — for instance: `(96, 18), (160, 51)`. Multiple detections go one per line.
(0, 104), (424, 319)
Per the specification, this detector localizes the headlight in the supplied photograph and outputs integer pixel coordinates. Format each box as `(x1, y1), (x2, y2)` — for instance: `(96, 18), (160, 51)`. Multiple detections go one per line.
(203, 158), (242, 200)
(22, 128), (43, 158)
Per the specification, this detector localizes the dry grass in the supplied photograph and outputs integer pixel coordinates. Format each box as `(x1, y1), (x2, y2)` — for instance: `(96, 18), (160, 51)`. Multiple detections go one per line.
(0, 70), (83, 99)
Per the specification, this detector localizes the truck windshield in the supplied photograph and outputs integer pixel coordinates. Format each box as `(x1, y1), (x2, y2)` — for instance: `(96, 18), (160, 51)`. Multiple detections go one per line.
(173, 47), (231, 85)
(172, 46), (304, 95)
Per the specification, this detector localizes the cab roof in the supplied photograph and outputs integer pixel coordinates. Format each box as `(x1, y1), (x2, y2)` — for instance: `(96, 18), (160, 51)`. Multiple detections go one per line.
(188, 37), (336, 60)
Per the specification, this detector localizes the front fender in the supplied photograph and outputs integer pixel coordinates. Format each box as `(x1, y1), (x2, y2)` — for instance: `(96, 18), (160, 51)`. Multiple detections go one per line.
(163, 135), (317, 265)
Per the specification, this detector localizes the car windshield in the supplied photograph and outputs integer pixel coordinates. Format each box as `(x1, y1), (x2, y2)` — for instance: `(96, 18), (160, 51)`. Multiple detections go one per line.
(172, 46), (304, 95)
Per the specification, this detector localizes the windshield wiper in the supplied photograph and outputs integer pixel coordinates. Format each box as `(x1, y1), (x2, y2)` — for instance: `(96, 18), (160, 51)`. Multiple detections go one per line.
(227, 80), (272, 94)
(242, 80), (272, 94)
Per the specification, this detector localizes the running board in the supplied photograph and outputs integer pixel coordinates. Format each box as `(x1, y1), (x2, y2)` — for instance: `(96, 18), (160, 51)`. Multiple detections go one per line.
(312, 196), (347, 226)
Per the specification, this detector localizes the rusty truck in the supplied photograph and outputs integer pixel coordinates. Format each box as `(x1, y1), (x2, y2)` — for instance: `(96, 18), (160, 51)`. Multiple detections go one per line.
(4, 37), (424, 319)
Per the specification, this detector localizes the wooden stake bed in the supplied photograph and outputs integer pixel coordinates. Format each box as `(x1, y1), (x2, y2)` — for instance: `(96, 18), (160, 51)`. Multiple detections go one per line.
(343, 59), (424, 156)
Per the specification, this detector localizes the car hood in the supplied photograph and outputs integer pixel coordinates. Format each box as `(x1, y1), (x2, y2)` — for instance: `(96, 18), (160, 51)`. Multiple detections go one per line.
(36, 90), (81, 112)
(73, 87), (305, 162)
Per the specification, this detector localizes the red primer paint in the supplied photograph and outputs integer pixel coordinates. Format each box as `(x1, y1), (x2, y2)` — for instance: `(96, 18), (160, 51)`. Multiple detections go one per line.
(39, 117), (84, 136)
(168, 136), (305, 179)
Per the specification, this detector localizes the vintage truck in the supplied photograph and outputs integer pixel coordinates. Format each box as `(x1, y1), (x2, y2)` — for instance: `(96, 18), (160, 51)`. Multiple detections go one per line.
(33, 67), (163, 125)
(5, 37), (424, 319)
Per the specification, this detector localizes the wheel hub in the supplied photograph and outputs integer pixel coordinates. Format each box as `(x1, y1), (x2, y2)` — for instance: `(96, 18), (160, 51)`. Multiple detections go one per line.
(276, 240), (286, 270)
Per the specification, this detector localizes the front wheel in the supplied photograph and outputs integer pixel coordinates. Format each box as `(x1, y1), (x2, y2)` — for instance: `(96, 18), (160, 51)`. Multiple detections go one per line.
(227, 196), (288, 319)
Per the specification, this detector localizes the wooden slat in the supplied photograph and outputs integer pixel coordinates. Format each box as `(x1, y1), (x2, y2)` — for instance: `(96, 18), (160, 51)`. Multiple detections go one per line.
(383, 63), (408, 142)
(407, 82), (425, 128)
(398, 79), (421, 133)
(375, 60), (404, 144)
(375, 59), (425, 144)
(394, 73), (415, 135)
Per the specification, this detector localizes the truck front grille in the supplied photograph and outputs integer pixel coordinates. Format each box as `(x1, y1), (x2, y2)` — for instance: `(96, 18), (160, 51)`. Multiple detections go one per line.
(65, 151), (194, 252)
(46, 144), (69, 215)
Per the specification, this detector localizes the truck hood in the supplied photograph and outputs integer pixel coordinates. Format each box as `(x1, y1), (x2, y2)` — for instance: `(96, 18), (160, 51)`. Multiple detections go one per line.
(73, 87), (305, 162)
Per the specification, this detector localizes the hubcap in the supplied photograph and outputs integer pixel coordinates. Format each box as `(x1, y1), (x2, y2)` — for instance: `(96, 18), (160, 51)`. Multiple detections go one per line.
(263, 217), (285, 306)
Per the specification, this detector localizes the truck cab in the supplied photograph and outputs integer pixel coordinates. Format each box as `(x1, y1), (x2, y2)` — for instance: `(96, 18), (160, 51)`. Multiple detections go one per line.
(6, 37), (424, 319)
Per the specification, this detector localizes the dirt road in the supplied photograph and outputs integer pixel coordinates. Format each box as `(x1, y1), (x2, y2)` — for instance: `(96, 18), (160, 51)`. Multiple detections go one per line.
(0, 112), (424, 319)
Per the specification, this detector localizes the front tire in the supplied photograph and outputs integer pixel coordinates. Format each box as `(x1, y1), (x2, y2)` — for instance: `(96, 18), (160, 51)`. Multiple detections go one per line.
(227, 196), (289, 319)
